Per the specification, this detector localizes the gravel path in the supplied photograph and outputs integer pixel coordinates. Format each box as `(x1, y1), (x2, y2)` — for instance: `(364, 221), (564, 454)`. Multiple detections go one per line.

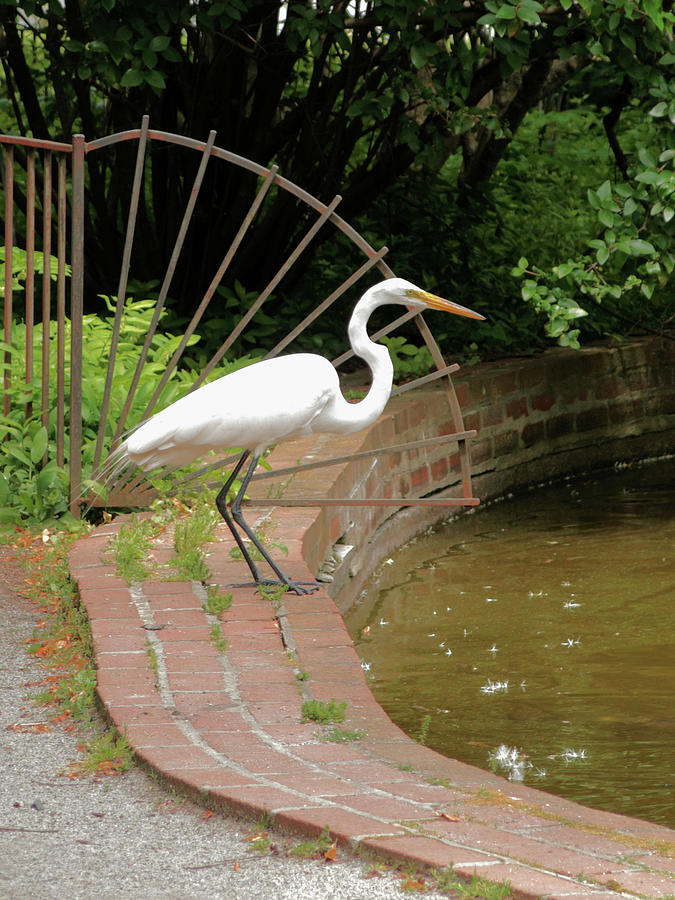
(0, 548), (446, 899)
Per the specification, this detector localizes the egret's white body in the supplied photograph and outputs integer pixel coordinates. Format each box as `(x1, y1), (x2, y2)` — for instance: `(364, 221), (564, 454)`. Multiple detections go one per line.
(123, 352), (385, 470)
(117, 278), (483, 593)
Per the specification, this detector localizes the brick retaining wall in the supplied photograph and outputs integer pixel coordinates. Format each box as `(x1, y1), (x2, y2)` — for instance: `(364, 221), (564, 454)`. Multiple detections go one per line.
(248, 337), (674, 614)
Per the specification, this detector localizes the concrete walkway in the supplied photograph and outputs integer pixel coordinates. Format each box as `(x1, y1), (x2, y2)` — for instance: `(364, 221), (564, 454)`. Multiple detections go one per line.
(69, 517), (675, 900)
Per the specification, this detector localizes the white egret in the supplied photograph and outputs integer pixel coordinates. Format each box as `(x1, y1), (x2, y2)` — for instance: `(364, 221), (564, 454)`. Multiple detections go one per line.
(115, 278), (483, 594)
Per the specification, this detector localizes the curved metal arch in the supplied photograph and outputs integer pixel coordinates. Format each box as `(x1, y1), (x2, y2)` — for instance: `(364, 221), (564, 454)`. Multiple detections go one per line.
(2, 118), (478, 514)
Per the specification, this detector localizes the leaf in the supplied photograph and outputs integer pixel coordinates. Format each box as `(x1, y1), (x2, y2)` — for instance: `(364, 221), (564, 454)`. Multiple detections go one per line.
(496, 5), (517, 19)
(149, 35), (171, 52)
(410, 44), (428, 69)
(649, 101), (668, 118)
(120, 68), (144, 87)
(30, 426), (48, 464)
(629, 239), (656, 256)
(596, 180), (612, 202)
(324, 844), (337, 861)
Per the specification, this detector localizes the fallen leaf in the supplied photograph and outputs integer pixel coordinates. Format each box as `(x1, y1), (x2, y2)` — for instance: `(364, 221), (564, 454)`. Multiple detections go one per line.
(324, 844), (337, 861)
(7, 722), (50, 733)
(203, 809), (213, 820)
(438, 812), (461, 822)
(233, 861), (240, 871)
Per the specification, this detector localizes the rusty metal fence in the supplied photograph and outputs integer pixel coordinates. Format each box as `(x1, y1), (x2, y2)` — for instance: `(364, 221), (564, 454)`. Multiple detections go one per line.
(1, 117), (478, 517)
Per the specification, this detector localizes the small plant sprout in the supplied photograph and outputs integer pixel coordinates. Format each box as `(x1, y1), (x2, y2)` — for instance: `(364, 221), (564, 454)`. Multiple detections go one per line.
(417, 714), (432, 745)
(301, 699), (347, 724)
(202, 585), (232, 616)
(320, 727), (366, 743)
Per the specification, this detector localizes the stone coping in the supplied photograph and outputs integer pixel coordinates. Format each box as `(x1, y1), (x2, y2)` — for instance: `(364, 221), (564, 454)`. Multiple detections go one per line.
(70, 339), (675, 897)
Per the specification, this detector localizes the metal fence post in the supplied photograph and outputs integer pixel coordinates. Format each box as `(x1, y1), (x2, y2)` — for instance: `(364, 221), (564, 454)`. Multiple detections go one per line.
(69, 135), (85, 516)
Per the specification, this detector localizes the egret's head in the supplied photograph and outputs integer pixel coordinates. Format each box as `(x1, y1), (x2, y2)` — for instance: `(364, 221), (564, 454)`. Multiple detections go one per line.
(375, 278), (485, 320)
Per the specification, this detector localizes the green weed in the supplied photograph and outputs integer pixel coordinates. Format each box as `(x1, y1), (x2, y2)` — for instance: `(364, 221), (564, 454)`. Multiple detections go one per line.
(319, 727), (365, 742)
(109, 516), (156, 584)
(289, 826), (335, 859)
(202, 584), (232, 616)
(68, 729), (135, 777)
(301, 698), (347, 724)
(434, 866), (513, 898)
(416, 714), (432, 745)
(209, 622), (228, 653)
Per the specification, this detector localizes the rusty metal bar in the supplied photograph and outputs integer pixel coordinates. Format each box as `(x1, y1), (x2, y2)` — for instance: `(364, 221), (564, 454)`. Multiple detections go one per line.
(87, 127), (393, 282)
(93, 115), (150, 471)
(25, 149), (36, 414)
(244, 496), (480, 508)
(69, 135), (86, 515)
(136, 165), (280, 420)
(40, 152), (53, 454)
(0, 133), (71, 152)
(331, 307), (419, 367)
(193, 193), (343, 389)
(390, 364), (461, 398)
(109, 130), (219, 449)
(56, 155), (67, 467)
(2, 146), (14, 417)
(250, 430), (477, 481)
(263, 246), (390, 361)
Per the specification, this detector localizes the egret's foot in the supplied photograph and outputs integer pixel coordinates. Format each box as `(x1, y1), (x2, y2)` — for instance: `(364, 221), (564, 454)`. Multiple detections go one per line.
(228, 578), (320, 596)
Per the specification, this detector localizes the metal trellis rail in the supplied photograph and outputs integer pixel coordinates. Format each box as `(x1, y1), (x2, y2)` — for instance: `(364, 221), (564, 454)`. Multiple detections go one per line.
(1, 117), (479, 518)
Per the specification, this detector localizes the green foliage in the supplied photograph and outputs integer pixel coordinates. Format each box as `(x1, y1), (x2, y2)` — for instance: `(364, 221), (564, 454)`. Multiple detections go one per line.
(433, 866), (513, 898)
(381, 336), (434, 382)
(417, 714), (432, 745)
(209, 622), (228, 653)
(288, 826), (335, 859)
(513, 140), (675, 348)
(319, 727), (366, 743)
(172, 500), (218, 582)
(202, 584), (232, 617)
(301, 698), (347, 724)
(108, 516), (156, 584)
(3, 0), (673, 325)
(0, 247), (71, 297)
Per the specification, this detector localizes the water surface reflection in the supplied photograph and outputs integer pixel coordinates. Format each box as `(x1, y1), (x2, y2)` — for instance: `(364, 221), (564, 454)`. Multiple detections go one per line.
(345, 459), (675, 827)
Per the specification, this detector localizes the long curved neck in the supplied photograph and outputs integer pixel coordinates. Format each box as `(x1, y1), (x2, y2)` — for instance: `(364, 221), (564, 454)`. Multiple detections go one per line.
(330, 292), (394, 434)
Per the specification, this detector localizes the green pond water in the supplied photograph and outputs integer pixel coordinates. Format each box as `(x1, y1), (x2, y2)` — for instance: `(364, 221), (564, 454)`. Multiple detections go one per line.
(345, 458), (675, 828)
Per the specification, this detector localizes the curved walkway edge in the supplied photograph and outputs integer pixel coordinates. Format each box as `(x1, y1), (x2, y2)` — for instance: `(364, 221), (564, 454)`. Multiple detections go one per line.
(70, 339), (675, 898)
(69, 523), (675, 900)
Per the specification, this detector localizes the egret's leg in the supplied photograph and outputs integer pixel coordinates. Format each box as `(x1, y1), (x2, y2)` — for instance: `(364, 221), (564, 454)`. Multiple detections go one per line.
(229, 454), (319, 596)
(215, 451), (264, 584)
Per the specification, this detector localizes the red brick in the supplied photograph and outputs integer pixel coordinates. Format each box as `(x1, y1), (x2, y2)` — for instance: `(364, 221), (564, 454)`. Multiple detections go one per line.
(506, 397), (528, 419)
(362, 834), (494, 869)
(531, 391), (556, 411)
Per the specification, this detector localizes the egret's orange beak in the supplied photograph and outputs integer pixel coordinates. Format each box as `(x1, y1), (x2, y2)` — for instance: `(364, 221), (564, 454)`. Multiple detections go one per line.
(407, 288), (485, 321)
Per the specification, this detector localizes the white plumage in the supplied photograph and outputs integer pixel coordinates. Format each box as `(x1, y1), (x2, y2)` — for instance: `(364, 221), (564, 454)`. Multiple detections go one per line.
(116, 278), (483, 593)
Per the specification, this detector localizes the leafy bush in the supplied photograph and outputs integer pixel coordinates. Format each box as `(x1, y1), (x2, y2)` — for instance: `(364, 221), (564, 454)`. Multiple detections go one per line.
(0, 296), (261, 525)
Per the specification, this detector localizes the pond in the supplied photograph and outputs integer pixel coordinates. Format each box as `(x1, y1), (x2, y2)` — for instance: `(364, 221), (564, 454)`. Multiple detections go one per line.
(345, 458), (675, 828)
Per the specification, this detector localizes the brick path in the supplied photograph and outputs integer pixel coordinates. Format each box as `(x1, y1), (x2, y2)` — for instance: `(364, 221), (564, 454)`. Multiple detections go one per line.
(69, 517), (675, 900)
